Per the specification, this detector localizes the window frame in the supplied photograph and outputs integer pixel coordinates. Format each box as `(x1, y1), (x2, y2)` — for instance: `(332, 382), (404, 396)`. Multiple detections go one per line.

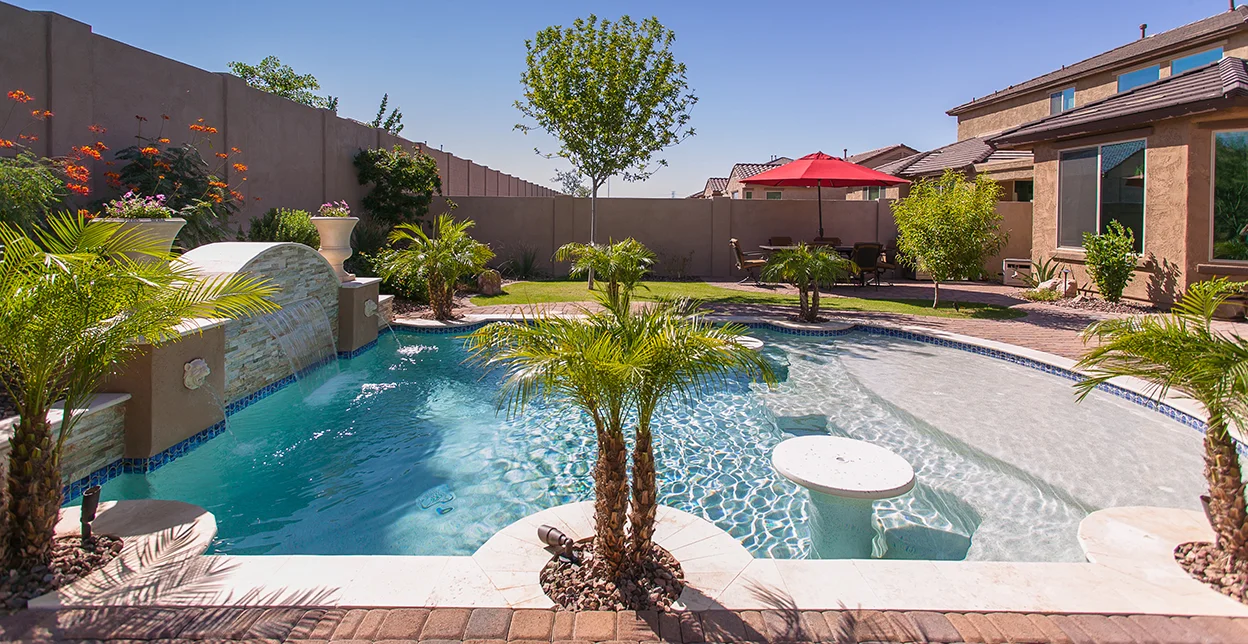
(1172, 47), (1224, 76)
(1055, 137), (1148, 253)
(1049, 87), (1075, 115)
(765, 191), (782, 200)
(1208, 128), (1248, 264)
(744, 190), (753, 200)
(1116, 64), (1161, 93)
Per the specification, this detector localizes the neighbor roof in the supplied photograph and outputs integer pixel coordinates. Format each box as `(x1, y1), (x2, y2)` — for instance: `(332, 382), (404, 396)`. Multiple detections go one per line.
(847, 144), (919, 168)
(991, 57), (1248, 147)
(729, 159), (790, 181)
(948, 7), (1248, 116)
(875, 137), (1001, 178)
(704, 177), (729, 194)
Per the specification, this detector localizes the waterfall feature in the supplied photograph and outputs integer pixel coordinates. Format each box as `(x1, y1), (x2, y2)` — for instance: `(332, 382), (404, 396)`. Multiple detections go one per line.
(261, 298), (339, 391)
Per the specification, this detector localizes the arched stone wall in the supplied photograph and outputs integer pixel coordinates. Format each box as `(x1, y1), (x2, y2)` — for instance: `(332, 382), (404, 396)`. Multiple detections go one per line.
(181, 242), (340, 402)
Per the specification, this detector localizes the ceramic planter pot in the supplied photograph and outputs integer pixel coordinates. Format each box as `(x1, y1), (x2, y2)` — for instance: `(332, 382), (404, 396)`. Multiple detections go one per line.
(312, 216), (358, 282)
(93, 217), (186, 261)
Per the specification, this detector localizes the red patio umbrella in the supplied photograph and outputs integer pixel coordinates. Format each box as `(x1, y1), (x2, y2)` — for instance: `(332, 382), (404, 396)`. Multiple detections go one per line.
(743, 152), (909, 239)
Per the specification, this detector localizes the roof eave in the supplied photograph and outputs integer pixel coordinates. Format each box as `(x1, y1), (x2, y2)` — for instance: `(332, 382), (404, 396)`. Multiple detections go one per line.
(991, 97), (1241, 148)
(946, 25), (1245, 117)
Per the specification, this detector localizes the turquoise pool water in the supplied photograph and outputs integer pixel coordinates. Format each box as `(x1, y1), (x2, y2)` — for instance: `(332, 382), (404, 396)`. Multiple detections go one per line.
(98, 329), (1205, 561)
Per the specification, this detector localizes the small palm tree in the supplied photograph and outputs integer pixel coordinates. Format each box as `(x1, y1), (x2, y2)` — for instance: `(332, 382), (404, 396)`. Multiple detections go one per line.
(1077, 278), (1248, 570)
(616, 300), (775, 568)
(761, 244), (856, 322)
(465, 314), (639, 579)
(0, 213), (278, 569)
(378, 213), (495, 320)
(555, 238), (655, 312)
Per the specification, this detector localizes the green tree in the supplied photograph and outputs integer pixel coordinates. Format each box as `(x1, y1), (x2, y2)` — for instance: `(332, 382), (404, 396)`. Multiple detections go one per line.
(1077, 279), (1248, 572)
(516, 15), (696, 286)
(553, 169), (590, 197)
(0, 213), (277, 569)
(228, 56), (338, 110)
(1082, 220), (1139, 303)
(0, 152), (63, 231)
(354, 145), (443, 226)
(761, 244), (856, 322)
(371, 94), (404, 136)
(892, 170), (1006, 307)
(555, 238), (655, 312)
(377, 213), (494, 320)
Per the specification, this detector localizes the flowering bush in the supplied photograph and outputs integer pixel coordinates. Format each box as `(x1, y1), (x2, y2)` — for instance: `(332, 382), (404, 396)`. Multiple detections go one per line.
(1, 89), (104, 227)
(317, 200), (352, 217)
(103, 192), (173, 219)
(112, 115), (250, 248)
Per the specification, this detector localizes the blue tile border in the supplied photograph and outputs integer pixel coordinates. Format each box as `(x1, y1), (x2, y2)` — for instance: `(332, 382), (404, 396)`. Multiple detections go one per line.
(63, 316), (1227, 503)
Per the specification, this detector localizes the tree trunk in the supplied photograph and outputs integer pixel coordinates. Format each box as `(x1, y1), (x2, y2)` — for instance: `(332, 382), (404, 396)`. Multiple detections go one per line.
(627, 418), (657, 570)
(932, 281), (941, 308)
(428, 274), (452, 320)
(7, 414), (62, 570)
(593, 426), (629, 579)
(808, 279), (821, 322)
(1204, 410), (1248, 568)
(796, 284), (809, 320)
(588, 183), (599, 290)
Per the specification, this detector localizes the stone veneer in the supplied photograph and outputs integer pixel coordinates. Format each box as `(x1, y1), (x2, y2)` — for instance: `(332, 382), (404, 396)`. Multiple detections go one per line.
(182, 242), (341, 403)
(0, 393), (129, 491)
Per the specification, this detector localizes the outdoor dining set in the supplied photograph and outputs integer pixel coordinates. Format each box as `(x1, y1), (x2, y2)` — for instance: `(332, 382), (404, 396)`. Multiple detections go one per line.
(730, 237), (899, 288)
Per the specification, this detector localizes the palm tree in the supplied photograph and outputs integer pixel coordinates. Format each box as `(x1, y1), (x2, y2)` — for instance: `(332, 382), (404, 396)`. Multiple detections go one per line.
(378, 213), (494, 320)
(615, 300), (775, 568)
(555, 238), (655, 312)
(464, 314), (639, 578)
(1077, 278), (1248, 569)
(0, 213), (278, 569)
(761, 244), (856, 322)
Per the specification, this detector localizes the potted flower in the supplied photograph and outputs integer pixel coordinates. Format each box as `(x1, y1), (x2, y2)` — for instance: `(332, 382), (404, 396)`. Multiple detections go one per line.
(96, 192), (186, 260)
(311, 200), (358, 282)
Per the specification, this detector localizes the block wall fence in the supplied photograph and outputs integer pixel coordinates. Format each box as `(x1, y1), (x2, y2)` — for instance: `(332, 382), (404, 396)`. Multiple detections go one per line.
(0, 2), (556, 231)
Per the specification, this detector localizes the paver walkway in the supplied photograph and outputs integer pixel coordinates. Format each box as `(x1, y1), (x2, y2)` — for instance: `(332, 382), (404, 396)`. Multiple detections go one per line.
(3, 606), (1248, 643)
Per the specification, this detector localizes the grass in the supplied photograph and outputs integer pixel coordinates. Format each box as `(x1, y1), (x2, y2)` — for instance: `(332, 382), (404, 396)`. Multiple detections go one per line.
(470, 280), (1026, 320)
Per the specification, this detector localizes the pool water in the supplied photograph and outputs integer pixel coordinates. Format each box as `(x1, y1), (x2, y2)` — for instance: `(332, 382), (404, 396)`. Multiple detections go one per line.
(98, 329), (1205, 561)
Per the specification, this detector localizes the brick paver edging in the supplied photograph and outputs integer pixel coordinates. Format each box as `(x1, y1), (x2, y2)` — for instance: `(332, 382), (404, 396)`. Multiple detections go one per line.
(3, 606), (1247, 643)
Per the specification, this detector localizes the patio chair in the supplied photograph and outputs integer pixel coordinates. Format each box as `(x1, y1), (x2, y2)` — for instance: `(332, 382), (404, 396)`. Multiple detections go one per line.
(879, 244), (899, 280)
(768, 236), (793, 247)
(730, 238), (767, 285)
(851, 242), (885, 289)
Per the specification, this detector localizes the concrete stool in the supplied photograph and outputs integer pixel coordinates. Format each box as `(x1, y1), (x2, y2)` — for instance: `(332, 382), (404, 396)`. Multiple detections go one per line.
(772, 436), (916, 558)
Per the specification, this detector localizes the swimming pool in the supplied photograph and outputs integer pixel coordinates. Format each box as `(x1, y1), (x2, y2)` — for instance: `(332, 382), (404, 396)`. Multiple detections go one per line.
(97, 327), (1205, 561)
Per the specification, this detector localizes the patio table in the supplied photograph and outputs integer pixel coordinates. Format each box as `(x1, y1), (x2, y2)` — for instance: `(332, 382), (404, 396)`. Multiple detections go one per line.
(760, 244), (855, 257)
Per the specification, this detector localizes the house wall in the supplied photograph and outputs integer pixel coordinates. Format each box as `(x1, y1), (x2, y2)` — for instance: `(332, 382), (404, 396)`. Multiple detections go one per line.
(440, 196), (900, 279)
(0, 2), (554, 233)
(956, 34), (1248, 141)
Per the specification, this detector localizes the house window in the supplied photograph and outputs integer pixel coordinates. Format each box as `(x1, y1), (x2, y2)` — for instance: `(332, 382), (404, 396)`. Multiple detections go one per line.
(1049, 88), (1075, 115)
(1117, 65), (1160, 92)
(865, 187), (883, 200)
(765, 191), (782, 200)
(1213, 131), (1248, 260)
(744, 190), (753, 199)
(731, 190), (739, 199)
(1058, 140), (1146, 252)
(1015, 180), (1034, 202)
(1172, 48), (1223, 75)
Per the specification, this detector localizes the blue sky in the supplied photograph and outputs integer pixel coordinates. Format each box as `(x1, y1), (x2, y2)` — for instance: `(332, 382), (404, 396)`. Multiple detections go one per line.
(13, 0), (1229, 197)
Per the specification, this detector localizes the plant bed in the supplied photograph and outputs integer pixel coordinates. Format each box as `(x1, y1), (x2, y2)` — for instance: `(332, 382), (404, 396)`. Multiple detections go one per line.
(0, 535), (123, 611)
(540, 538), (684, 611)
(1045, 295), (1159, 315)
(1175, 541), (1248, 604)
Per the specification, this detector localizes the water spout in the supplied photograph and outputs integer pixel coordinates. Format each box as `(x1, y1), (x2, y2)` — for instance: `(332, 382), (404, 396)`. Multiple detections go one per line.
(261, 298), (340, 394)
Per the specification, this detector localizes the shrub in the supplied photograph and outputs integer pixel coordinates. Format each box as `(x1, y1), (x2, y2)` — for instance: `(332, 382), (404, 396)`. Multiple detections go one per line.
(1018, 257), (1059, 288)
(1020, 288), (1060, 302)
(103, 192), (173, 219)
(501, 245), (542, 280)
(761, 244), (855, 322)
(0, 152), (63, 230)
(1083, 220), (1139, 303)
(377, 214), (493, 320)
(354, 145), (442, 226)
(246, 208), (319, 247)
(892, 170), (1006, 307)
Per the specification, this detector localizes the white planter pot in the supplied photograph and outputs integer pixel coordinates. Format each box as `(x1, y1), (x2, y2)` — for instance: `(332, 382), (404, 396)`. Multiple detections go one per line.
(312, 216), (358, 282)
(93, 217), (186, 261)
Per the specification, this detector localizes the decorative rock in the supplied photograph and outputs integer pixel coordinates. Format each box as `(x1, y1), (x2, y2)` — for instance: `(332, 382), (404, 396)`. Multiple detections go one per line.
(478, 269), (504, 296)
(1036, 277), (1078, 298)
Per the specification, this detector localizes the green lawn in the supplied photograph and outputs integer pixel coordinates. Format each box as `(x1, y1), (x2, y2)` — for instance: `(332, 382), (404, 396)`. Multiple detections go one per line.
(470, 280), (1025, 320)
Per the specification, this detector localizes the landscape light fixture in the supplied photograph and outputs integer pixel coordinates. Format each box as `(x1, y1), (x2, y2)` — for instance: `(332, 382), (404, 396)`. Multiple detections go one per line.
(80, 485), (102, 543)
(537, 524), (579, 563)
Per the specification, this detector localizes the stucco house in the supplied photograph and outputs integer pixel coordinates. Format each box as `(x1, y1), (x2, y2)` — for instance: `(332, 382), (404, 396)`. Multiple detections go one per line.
(692, 145), (916, 200)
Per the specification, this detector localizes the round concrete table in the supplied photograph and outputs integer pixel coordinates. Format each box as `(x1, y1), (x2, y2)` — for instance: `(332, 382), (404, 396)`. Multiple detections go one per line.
(772, 436), (916, 558)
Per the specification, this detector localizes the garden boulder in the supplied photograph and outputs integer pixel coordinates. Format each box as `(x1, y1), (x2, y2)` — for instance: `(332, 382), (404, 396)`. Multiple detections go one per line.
(478, 269), (504, 296)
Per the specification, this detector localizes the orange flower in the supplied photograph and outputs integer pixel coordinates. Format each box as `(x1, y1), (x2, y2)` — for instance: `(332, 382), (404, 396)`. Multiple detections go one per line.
(7, 90), (33, 103)
(229, 190), (244, 201)
(155, 160), (171, 170)
(140, 146), (160, 156)
(31, 109), (52, 120)
(0, 139), (14, 148)
(232, 163), (247, 172)
(208, 180), (228, 189)
(189, 124), (205, 132)
(19, 134), (37, 141)
(253, 196), (261, 201)
(66, 183), (90, 196)
(104, 171), (121, 188)
(230, 147), (241, 154)
(76, 145), (102, 160)
(209, 193), (224, 203)
(89, 124), (107, 134)
(161, 114), (170, 120)
(157, 137), (170, 144)
(215, 152), (228, 159)
(158, 175), (165, 180)
(94, 141), (108, 151)
(204, 126), (218, 134)
(65, 164), (90, 182)
(196, 118), (205, 123)
(77, 209), (95, 220)
(241, 177), (248, 181)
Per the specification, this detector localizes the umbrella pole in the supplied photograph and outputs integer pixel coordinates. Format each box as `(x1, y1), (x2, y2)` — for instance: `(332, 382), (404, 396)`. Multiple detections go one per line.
(817, 181), (824, 239)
